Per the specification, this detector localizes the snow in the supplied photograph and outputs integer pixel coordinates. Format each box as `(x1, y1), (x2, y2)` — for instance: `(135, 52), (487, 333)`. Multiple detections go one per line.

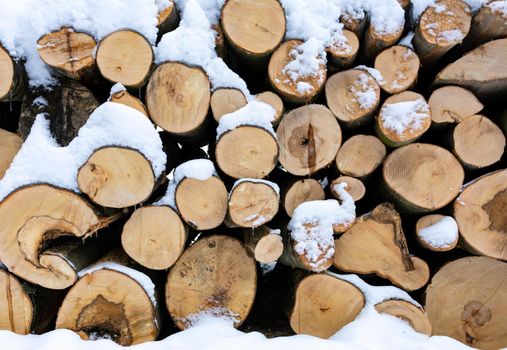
(419, 216), (459, 248)
(399, 31), (415, 49)
(380, 98), (430, 135)
(0, 102), (165, 201)
(488, 0), (507, 16)
(350, 73), (378, 110)
(78, 261), (157, 306)
(411, 0), (486, 21)
(288, 183), (355, 271)
(355, 65), (385, 85)
(109, 83), (126, 95)
(154, 159), (217, 208)
(231, 178), (280, 196)
(216, 100), (276, 139)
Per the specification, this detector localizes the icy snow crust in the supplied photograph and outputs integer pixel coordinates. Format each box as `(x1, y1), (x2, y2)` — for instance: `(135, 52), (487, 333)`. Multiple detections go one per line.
(0, 102), (166, 201)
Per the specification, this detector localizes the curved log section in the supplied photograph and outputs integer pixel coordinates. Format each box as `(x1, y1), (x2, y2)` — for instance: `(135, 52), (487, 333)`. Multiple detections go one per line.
(0, 44), (25, 102)
(255, 91), (284, 126)
(374, 45), (420, 94)
(362, 22), (404, 62)
(0, 269), (33, 334)
(415, 214), (459, 252)
(428, 86), (483, 126)
(0, 129), (22, 181)
(374, 299), (432, 335)
(335, 135), (386, 179)
(280, 178), (325, 217)
(243, 226), (283, 264)
(210, 88), (247, 122)
(157, 0), (179, 39)
(110, 89), (148, 117)
(464, 0), (507, 49)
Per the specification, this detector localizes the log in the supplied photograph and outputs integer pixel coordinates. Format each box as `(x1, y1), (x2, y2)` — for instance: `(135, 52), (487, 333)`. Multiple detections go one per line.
(255, 91), (284, 126)
(374, 45), (420, 94)
(433, 38), (507, 98)
(340, 9), (367, 38)
(243, 226), (283, 264)
(362, 22), (404, 62)
(165, 235), (257, 329)
(454, 169), (507, 260)
(0, 44), (25, 102)
(333, 203), (430, 291)
(376, 91), (432, 147)
(280, 178), (325, 217)
(121, 205), (188, 270)
(412, 0), (472, 65)
(0, 129), (22, 181)
(157, 0), (179, 40)
(109, 88), (149, 117)
(56, 260), (159, 345)
(374, 299), (432, 335)
(451, 114), (505, 169)
(415, 214), (459, 252)
(215, 126), (278, 179)
(221, 0), (285, 61)
(268, 40), (327, 103)
(227, 179), (279, 228)
(425, 256), (507, 349)
(37, 26), (97, 81)
(462, 0), (507, 50)
(146, 62), (210, 141)
(210, 87), (247, 122)
(428, 86), (483, 126)
(0, 185), (110, 289)
(383, 143), (464, 212)
(327, 30), (360, 69)
(335, 134), (386, 179)
(96, 30), (153, 88)
(330, 176), (365, 202)
(77, 146), (156, 208)
(277, 104), (341, 176)
(288, 273), (365, 338)
(325, 69), (381, 128)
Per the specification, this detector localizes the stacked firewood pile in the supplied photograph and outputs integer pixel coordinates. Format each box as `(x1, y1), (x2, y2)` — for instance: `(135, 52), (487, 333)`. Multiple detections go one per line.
(0, 0), (506, 349)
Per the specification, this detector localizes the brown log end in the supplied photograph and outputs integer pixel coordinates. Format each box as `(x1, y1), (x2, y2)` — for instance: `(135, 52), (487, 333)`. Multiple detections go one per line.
(255, 91), (284, 126)
(374, 45), (420, 94)
(335, 134), (386, 179)
(330, 176), (365, 202)
(0, 269), (33, 334)
(428, 86), (483, 125)
(210, 88), (247, 123)
(327, 30), (360, 69)
(0, 129), (22, 181)
(110, 89), (149, 117)
(281, 178), (325, 217)
(415, 214), (459, 252)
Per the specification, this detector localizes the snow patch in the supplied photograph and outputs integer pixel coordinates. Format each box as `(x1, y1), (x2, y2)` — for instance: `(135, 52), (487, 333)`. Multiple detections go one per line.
(350, 73), (378, 110)
(355, 66), (385, 85)
(419, 216), (459, 248)
(399, 31), (415, 49)
(109, 83), (126, 95)
(216, 100), (276, 139)
(380, 98), (430, 135)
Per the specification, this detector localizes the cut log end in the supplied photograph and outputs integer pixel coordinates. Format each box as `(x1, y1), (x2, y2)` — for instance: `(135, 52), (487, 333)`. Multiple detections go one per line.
(362, 24), (404, 62)
(255, 91), (284, 126)
(0, 269), (33, 334)
(210, 88), (247, 122)
(327, 30), (360, 69)
(335, 135), (386, 179)
(428, 86), (483, 125)
(374, 300), (432, 335)
(374, 46), (420, 94)
(464, 0), (507, 49)
(416, 214), (459, 252)
(282, 178), (325, 217)
(243, 226), (283, 263)
(0, 129), (22, 181)
(330, 176), (365, 202)
(110, 89), (149, 117)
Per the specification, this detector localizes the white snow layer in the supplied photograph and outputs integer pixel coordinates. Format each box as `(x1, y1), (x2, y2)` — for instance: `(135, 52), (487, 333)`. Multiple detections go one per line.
(419, 216), (459, 248)
(351, 73), (378, 109)
(231, 178), (280, 197)
(380, 98), (430, 135)
(216, 100), (276, 139)
(78, 261), (157, 306)
(288, 183), (356, 271)
(109, 83), (126, 95)
(0, 102), (166, 201)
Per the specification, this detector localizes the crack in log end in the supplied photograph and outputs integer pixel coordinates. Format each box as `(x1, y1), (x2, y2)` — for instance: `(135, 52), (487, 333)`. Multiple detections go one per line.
(462, 300), (492, 345)
(483, 189), (507, 233)
(307, 124), (316, 174)
(77, 294), (132, 346)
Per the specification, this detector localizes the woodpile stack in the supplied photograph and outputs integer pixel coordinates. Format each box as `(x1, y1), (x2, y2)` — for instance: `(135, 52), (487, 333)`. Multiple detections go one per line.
(0, 0), (506, 349)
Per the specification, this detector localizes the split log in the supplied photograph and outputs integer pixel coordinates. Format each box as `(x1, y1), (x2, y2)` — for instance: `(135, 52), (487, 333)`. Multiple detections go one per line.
(77, 146), (156, 208)
(415, 214), (459, 252)
(277, 104), (341, 176)
(255, 91), (284, 126)
(210, 88), (247, 122)
(0, 129), (22, 181)
(425, 256), (507, 349)
(433, 38), (507, 99)
(221, 0), (285, 61)
(37, 26), (97, 81)
(109, 88), (149, 117)
(165, 235), (257, 329)
(121, 205), (188, 270)
(462, 0), (507, 50)
(330, 176), (365, 202)
(340, 9), (367, 38)
(0, 44), (25, 102)
(146, 62), (210, 141)
(374, 300), (432, 335)
(454, 169), (507, 260)
(268, 40), (327, 104)
(288, 273), (365, 338)
(383, 143), (464, 212)
(243, 226), (283, 263)
(376, 91), (431, 147)
(327, 30), (360, 69)
(362, 22), (404, 62)
(56, 261), (159, 345)
(215, 126), (278, 179)
(96, 30), (153, 88)
(335, 134), (386, 179)
(157, 0), (179, 40)
(428, 86), (483, 126)
(333, 203), (430, 291)
(0, 185), (110, 289)
(227, 179), (279, 228)
(325, 69), (381, 128)
(451, 114), (505, 169)
(412, 0), (472, 65)
(374, 45), (420, 94)
(280, 178), (325, 217)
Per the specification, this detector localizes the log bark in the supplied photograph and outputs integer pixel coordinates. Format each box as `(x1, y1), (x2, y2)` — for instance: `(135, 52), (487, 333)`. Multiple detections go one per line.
(412, 0), (472, 66)
(374, 299), (432, 335)
(0, 44), (26, 102)
(333, 203), (430, 291)
(383, 143), (464, 213)
(462, 0), (507, 50)
(330, 176), (365, 202)
(157, 0), (179, 40)
(325, 69), (381, 128)
(415, 214), (459, 251)
(268, 40), (327, 104)
(109, 89), (149, 117)
(280, 178), (325, 217)
(96, 30), (153, 88)
(121, 205), (188, 270)
(454, 169), (507, 260)
(374, 45), (420, 94)
(327, 30), (360, 70)
(433, 38), (507, 99)
(277, 104), (341, 176)
(243, 226), (283, 263)
(255, 91), (284, 126)
(335, 134), (386, 179)
(215, 126), (278, 179)
(361, 23), (404, 63)
(451, 114), (505, 169)
(165, 235), (257, 329)
(210, 87), (247, 122)
(425, 256), (507, 349)
(428, 86), (483, 126)
(0, 129), (22, 181)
